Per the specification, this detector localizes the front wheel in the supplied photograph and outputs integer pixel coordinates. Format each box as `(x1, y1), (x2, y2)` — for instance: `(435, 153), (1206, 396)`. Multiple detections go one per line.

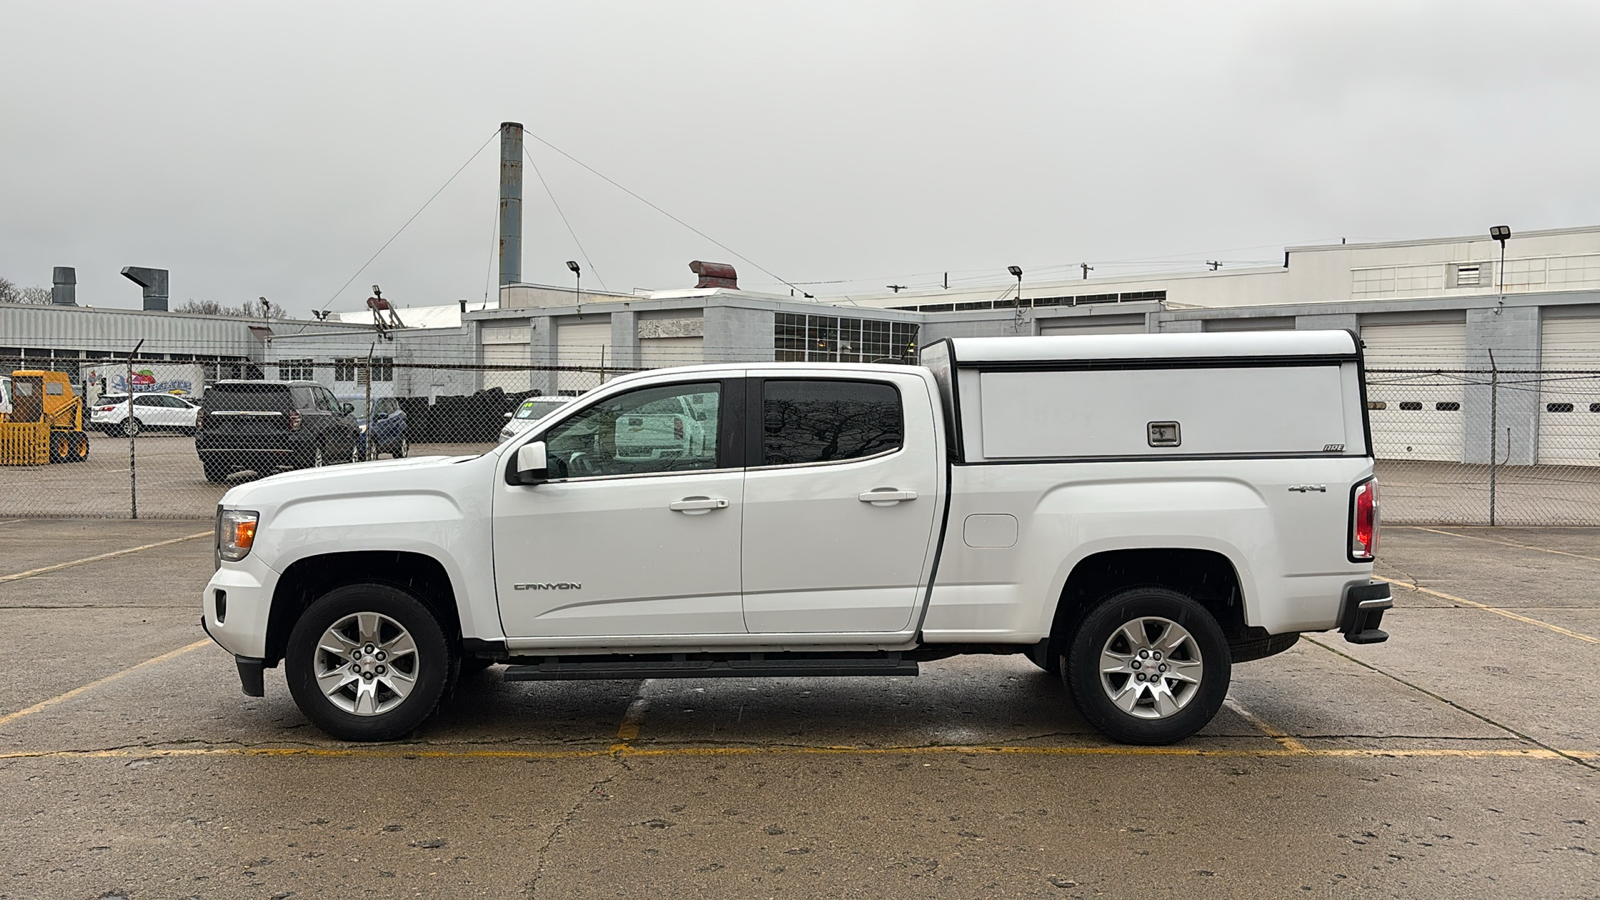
(285, 584), (451, 741)
(391, 436), (409, 459)
(1064, 587), (1229, 745)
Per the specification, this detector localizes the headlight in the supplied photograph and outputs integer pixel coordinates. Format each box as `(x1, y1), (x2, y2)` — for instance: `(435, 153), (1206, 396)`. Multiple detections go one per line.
(219, 509), (259, 563)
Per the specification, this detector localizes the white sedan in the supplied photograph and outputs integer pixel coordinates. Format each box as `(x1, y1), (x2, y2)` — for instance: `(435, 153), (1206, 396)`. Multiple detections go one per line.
(91, 393), (201, 436)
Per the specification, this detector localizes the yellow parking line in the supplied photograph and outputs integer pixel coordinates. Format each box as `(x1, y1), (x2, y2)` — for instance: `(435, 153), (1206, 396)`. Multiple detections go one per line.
(1223, 697), (1308, 752)
(1376, 576), (1600, 645)
(0, 743), (1592, 762)
(0, 639), (212, 728)
(1401, 525), (1600, 564)
(0, 531), (212, 583)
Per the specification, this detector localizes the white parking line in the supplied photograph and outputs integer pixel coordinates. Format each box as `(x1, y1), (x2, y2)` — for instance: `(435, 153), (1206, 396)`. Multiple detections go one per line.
(1377, 576), (1600, 645)
(1223, 697), (1308, 752)
(0, 531), (211, 583)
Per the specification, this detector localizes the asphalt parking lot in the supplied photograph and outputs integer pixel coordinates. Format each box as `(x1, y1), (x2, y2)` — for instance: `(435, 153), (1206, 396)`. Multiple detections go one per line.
(0, 521), (1596, 899)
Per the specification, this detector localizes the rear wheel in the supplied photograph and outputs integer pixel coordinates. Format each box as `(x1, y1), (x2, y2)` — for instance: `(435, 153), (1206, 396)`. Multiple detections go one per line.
(49, 432), (71, 463)
(392, 436), (409, 459)
(123, 418), (143, 438)
(1064, 587), (1229, 745)
(285, 584), (451, 741)
(350, 439), (366, 463)
(304, 443), (326, 469)
(70, 432), (89, 462)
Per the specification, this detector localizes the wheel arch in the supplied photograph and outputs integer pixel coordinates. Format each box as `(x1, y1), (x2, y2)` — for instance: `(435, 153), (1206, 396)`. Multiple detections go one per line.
(266, 551), (461, 666)
(1046, 547), (1248, 661)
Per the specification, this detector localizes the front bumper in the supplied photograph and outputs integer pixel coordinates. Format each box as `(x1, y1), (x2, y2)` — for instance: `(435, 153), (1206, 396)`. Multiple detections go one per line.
(1338, 581), (1393, 644)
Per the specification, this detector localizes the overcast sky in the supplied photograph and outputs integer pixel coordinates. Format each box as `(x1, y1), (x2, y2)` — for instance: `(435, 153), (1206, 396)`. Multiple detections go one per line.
(4, 0), (1598, 316)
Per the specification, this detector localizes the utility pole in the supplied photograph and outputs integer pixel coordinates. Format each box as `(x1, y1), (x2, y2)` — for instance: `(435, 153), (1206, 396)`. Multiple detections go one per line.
(127, 339), (144, 519)
(1488, 348), (1499, 526)
(1081, 263), (1093, 280)
(1207, 261), (1222, 271)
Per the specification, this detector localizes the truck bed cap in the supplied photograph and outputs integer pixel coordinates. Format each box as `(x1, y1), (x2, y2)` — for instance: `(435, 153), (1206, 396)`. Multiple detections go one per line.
(939, 330), (1358, 365)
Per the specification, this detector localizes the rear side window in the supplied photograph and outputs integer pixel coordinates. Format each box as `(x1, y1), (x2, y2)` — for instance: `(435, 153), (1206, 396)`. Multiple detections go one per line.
(205, 384), (293, 411)
(761, 380), (903, 466)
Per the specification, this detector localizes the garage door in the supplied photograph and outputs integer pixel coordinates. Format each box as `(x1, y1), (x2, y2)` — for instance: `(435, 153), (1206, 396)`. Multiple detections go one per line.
(639, 336), (704, 369)
(1537, 317), (1600, 466)
(1361, 322), (1467, 462)
(557, 320), (612, 395)
(482, 325), (531, 393)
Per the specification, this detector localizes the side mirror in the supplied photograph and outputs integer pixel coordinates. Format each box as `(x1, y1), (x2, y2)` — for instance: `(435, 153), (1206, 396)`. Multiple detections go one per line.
(340, 402), (354, 416)
(503, 411), (514, 419)
(515, 441), (549, 484)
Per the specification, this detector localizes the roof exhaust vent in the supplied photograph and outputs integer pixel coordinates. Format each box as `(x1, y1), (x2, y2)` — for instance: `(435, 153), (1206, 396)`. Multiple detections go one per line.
(51, 267), (77, 306)
(120, 266), (169, 311)
(689, 260), (738, 290)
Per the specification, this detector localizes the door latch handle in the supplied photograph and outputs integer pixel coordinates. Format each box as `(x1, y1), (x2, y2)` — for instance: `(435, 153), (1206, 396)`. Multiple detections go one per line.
(859, 489), (918, 505)
(669, 496), (729, 513)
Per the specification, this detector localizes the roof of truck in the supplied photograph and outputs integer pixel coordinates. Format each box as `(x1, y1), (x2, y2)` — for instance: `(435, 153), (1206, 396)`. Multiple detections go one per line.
(935, 330), (1358, 365)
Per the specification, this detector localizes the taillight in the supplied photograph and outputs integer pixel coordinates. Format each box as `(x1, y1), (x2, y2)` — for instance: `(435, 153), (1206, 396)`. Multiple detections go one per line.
(287, 411), (302, 431)
(1351, 478), (1379, 561)
(673, 417), (685, 440)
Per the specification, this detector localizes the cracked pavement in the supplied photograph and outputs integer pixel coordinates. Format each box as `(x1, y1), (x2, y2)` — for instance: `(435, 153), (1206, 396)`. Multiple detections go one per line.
(0, 519), (1597, 898)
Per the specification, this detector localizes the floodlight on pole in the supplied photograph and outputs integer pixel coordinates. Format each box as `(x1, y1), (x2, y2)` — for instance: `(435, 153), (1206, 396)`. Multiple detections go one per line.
(566, 260), (582, 313)
(1490, 225), (1511, 297)
(1007, 265), (1023, 302)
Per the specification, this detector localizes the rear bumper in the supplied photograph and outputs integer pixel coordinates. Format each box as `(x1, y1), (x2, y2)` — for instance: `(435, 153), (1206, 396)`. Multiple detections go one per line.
(1338, 581), (1393, 644)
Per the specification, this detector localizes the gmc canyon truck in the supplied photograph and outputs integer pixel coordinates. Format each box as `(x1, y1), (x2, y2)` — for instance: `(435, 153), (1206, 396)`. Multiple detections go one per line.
(202, 331), (1389, 745)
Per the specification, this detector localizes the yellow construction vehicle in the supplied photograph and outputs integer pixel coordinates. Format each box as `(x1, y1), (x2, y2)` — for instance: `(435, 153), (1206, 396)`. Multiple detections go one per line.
(0, 370), (89, 465)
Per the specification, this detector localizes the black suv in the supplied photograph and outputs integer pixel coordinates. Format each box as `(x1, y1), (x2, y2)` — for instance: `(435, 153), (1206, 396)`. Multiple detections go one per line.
(196, 380), (362, 483)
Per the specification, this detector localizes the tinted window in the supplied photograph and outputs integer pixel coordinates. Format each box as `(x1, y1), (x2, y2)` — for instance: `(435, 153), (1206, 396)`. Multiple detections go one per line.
(205, 384), (293, 411)
(290, 387), (316, 409)
(543, 382), (721, 479)
(762, 380), (902, 466)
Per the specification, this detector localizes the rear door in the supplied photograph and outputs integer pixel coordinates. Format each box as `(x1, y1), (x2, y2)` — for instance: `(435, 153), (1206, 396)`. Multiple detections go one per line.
(740, 373), (941, 634)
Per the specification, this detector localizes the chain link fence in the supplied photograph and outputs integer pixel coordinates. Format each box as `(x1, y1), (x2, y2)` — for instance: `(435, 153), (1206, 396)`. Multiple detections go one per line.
(3, 349), (1600, 524)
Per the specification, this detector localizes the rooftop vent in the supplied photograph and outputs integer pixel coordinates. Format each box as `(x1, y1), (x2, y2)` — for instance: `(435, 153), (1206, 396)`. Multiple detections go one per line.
(689, 260), (738, 290)
(51, 267), (76, 306)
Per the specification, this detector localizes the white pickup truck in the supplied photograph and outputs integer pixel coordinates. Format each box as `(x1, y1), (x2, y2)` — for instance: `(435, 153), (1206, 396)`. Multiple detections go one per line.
(202, 331), (1388, 745)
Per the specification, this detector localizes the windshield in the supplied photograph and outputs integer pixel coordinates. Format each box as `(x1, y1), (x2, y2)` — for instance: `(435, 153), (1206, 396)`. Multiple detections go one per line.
(514, 398), (568, 421)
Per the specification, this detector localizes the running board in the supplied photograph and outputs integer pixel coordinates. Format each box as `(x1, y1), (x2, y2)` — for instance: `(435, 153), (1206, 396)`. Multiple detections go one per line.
(503, 652), (918, 681)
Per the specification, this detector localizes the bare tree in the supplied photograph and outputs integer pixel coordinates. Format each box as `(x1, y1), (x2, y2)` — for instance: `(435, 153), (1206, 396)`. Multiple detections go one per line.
(173, 299), (290, 319)
(0, 277), (51, 305)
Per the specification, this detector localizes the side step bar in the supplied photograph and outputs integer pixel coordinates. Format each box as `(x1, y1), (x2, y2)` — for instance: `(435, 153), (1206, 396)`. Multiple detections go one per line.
(504, 652), (918, 681)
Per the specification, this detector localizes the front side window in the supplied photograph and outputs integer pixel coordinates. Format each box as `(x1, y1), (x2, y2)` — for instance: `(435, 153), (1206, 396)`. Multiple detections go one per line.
(543, 382), (721, 479)
(762, 379), (903, 466)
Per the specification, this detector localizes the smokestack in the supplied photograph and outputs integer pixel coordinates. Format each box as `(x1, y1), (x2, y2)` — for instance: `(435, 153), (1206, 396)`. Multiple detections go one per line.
(51, 267), (77, 306)
(498, 121), (524, 286)
(120, 266), (169, 311)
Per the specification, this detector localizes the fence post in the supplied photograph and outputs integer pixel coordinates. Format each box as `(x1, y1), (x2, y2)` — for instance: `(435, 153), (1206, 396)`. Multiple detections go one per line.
(127, 339), (144, 519)
(1487, 349), (1498, 526)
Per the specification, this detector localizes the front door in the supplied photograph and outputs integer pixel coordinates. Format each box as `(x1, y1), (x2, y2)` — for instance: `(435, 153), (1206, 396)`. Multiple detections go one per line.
(493, 378), (746, 639)
(741, 374), (941, 634)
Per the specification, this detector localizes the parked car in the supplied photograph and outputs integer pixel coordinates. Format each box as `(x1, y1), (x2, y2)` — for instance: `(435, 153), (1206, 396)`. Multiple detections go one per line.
(195, 380), (361, 482)
(91, 393), (201, 436)
(203, 331), (1389, 745)
(0, 374), (12, 418)
(498, 396), (572, 441)
(342, 395), (409, 460)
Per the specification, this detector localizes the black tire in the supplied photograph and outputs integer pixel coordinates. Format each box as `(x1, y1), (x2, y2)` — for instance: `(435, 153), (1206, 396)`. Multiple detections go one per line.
(70, 432), (89, 462)
(123, 418), (143, 438)
(203, 460), (229, 483)
(1064, 587), (1230, 745)
(48, 433), (69, 463)
(392, 436), (409, 459)
(302, 442), (327, 469)
(285, 584), (451, 742)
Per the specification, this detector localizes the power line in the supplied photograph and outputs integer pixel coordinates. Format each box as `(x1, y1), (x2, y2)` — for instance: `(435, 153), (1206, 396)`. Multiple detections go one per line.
(524, 146), (607, 292)
(319, 128), (500, 314)
(522, 130), (800, 293)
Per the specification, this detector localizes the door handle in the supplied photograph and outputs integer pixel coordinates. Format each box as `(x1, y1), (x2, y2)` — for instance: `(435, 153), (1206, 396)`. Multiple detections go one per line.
(859, 489), (918, 505)
(669, 496), (729, 514)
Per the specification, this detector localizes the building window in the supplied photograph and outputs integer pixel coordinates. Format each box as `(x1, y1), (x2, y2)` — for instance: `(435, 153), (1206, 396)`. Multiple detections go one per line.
(334, 357), (393, 382)
(278, 359), (313, 381)
(774, 314), (918, 364)
(334, 358), (357, 382)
